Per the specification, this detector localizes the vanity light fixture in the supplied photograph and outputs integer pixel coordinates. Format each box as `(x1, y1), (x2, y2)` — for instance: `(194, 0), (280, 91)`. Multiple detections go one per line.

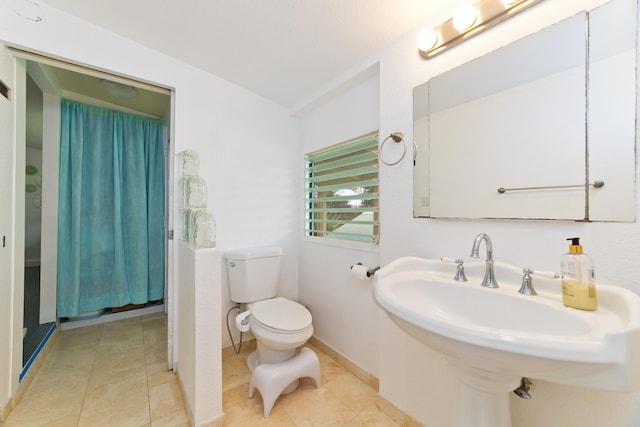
(417, 0), (544, 59)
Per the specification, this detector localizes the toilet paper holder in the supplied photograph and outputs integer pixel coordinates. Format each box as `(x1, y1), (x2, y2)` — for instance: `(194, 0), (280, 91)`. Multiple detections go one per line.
(351, 263), (380, 277)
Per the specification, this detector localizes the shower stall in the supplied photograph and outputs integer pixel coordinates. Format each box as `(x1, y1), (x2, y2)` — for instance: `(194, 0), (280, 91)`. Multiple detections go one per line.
(23, 60), (172, 371)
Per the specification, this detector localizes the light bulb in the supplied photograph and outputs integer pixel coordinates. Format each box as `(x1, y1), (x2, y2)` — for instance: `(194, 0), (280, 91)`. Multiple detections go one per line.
(500, 0), (518, 5)
(453, 4), (478, 31)
(417, 28), (439, 52)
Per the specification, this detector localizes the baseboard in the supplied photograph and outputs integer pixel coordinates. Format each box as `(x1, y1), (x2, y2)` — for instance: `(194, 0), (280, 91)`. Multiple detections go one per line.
(1, 397), (12, 422)
(220, 336), (422, 426)
(373, 394), (424, 426)
(221, 336), (380, 391)
(308, 337), (423, 425)
(175, 366), (194, 427)
(16, 328), (58, 404)
(221, 338), (256, 360)
(2, 327), (59, 423)
(199, 416), (225, 426)
(175, 365), (225, 427)
(308, 336), (380, 391)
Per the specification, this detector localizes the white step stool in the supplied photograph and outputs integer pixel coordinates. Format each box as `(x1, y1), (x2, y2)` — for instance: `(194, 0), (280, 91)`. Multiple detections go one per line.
(248, 347), (321, 417)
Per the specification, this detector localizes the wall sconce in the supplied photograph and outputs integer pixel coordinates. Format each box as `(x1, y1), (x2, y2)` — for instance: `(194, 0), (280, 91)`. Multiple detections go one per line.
(417, 0), (544, 59)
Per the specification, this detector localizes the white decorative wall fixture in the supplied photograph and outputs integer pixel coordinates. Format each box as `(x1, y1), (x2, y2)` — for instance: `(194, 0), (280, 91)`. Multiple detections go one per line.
(178, 150), (216, 248)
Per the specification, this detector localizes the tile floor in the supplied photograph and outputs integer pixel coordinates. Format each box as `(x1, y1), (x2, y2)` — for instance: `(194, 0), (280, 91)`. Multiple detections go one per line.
(5, 314), (405, 427)
(222, 342), (403, 426)
(4, 312), (187, 427)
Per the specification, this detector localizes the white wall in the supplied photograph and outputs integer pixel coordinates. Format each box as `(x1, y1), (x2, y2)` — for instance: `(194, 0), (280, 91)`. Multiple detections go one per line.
(24, 147), (42, 264)
(375, 0), (640, 426)
(39, 92), (59, 323)
(177, 243), (221, 425)
(9, 56), (26, 407)
(0, 42), (17, 417)
(297, 68), (381, 376)
(24, 75), (42, 265)
(0, 1), (298, 420)
(202, 68), (299, 349)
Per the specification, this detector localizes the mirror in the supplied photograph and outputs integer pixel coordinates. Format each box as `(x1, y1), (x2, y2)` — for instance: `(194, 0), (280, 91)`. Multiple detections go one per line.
(413, 0), (636, 221)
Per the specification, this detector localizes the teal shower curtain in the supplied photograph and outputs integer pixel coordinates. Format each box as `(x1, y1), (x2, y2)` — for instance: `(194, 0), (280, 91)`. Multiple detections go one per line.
(57, 99), (165, 318)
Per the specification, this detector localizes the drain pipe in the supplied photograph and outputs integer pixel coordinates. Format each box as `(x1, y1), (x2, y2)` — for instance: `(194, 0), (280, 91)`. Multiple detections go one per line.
(513, 377), (533, 399)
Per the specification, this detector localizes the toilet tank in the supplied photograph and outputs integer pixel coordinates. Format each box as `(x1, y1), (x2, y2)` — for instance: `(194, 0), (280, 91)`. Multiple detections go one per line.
(225, 247), (283, 303)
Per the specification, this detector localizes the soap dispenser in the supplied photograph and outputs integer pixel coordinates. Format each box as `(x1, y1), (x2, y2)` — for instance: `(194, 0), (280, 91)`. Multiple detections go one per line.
(561, 237), (597, 310)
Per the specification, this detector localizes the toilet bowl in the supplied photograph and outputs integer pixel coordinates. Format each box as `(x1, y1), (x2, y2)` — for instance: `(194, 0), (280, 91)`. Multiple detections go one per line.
(237, 297), (313, 367)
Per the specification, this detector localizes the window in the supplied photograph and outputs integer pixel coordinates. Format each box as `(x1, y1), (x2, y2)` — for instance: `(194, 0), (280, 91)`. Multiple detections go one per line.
(305, 131), (379, 244)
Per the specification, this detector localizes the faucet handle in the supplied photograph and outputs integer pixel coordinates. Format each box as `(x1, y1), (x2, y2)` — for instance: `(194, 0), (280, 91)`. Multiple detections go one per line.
(441, 257), (468, 282)
(453, 259), (468, 282)
(518, 268), (537, 296)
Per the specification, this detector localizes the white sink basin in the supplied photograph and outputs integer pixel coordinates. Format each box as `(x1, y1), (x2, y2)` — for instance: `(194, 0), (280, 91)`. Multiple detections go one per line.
(373, 256), (640, 427)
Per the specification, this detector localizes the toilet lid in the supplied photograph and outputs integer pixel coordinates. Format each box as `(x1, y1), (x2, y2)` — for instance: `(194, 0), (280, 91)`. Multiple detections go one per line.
(252, 297), (312, 332)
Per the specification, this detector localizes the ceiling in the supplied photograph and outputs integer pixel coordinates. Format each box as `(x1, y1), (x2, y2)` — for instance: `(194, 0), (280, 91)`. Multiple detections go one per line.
(41, 0), (460, 108)
(48, 65), (170, 118)
(26, 61), (171, 148)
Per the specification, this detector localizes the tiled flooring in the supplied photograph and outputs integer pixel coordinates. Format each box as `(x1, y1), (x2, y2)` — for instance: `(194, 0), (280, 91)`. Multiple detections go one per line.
(4, 312), (187, 427)
(5, 314), (403, 427)
(222, 342), (402, 426)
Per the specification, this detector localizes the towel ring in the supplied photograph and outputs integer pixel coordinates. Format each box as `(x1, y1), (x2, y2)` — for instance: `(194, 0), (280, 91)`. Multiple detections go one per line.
(379, 132), (407, 166)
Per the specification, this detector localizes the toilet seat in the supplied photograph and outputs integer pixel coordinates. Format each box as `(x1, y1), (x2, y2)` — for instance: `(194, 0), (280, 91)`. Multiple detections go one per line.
(252, 297), (312, 334)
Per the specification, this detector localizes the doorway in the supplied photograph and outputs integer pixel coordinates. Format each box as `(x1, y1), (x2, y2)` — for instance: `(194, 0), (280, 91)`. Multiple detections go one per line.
(21, 56), (173, 371)
(22, 72), (53, 369)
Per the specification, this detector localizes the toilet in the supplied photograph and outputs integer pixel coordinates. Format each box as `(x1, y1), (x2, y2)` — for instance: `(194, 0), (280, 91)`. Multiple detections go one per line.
(226, 247), (320, 416)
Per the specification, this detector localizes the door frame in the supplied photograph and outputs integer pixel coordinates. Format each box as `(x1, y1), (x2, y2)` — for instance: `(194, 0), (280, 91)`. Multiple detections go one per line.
(11, 47), (177, 372)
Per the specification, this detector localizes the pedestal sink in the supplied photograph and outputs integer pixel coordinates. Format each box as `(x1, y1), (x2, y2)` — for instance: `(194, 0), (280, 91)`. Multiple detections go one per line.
(373, 257), (640, 427)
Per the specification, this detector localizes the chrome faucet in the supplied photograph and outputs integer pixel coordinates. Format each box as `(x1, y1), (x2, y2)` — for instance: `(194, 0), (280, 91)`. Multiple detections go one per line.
(470, 233), (499, 288)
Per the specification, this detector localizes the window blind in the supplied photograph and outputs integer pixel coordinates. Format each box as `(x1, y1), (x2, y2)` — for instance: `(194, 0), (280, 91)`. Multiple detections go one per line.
(305, 131), (379, 243)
